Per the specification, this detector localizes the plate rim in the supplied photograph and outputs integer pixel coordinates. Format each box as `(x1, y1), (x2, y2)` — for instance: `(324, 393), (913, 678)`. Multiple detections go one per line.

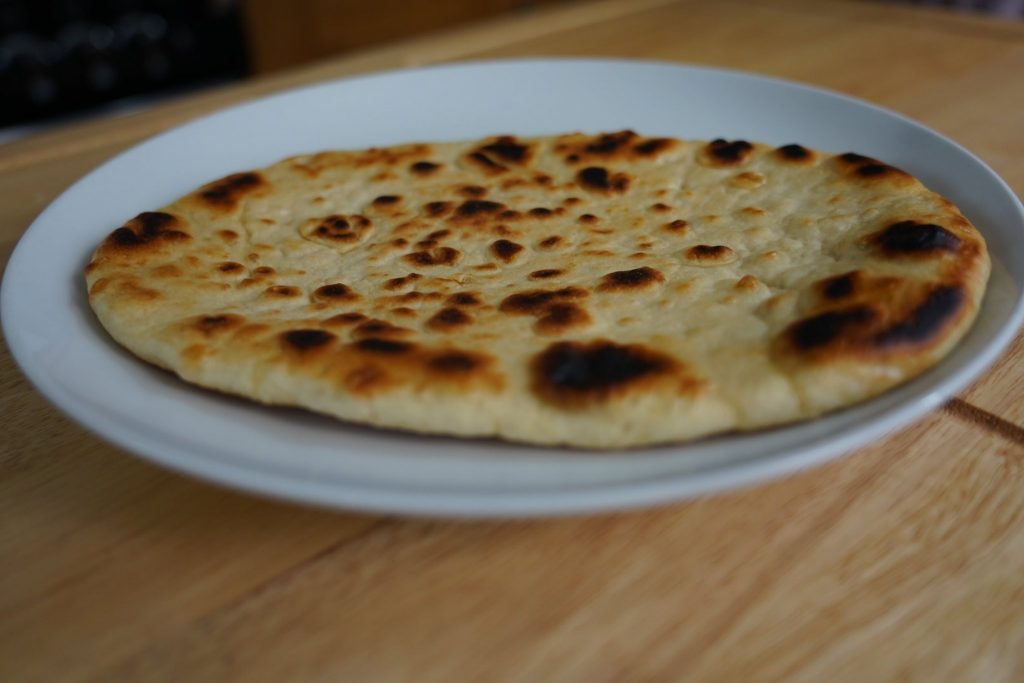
(4, 56), (1023, 517)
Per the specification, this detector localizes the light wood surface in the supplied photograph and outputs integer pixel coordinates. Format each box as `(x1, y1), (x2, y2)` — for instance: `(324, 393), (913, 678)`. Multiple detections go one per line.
(2, 0), (1023, 681)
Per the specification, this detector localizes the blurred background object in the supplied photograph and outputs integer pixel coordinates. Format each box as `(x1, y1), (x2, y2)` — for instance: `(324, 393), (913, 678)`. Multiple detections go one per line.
(1, 0), (1021, 137)
(0, 0), (563, 136)
(0, 0), (247, 130)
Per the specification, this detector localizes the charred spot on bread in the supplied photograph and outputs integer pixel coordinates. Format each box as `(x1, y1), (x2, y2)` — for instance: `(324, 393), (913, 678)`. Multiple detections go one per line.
(786, 284), (965, 356)
(491, 239), (524, 263)
(314, 283), (358, 301)
(789, 307), (878, 351)
(456, 199), (504, 216)
(873, 285), (965, 349)
(703, 139), (754, 166)
(534, 303), (592, 335)
(633, 137), (675, 156)
(776, 144), (813, 162)
(872, 221), (961, 255)
(475, 136), (532, 165)
(577, 166), (631, 193)
(197, 172), (266, 210)
(499, 287), (588, 315)
(447, 291), (482, 306)
(426, 351), (483, 374)
(353, 319), (412, 339)
(106, 212), (190, 250)
(598, 266), (665, 291)
(685, 245), (734, 262)
(403, 247), (461, 267)
(819, 271), (859, 300)
(264, 285), (301, 297)
(384, 273), (422, 290)
(531, 340), (682, 408)
(410, 161), (441, 175)
(427, 307), (474, 332)
(423, 201), (452, 217)
(530, 269), (564, 280)
(836, 152), (910, 180)
(193, 313), (244, 334)
(372, 194), (401, 207)
(282, 328), (335, 351)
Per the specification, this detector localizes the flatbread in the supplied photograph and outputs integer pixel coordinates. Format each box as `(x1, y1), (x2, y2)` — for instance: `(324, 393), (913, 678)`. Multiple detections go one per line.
(84, 131), (989, 448)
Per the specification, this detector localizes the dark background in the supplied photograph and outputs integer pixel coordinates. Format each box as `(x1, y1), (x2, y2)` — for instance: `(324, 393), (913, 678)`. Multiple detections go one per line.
(0, 0), (246, 129)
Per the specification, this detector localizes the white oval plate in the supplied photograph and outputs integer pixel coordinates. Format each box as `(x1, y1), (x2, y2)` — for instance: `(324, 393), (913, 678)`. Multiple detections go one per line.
(4, 59), (1023, 517)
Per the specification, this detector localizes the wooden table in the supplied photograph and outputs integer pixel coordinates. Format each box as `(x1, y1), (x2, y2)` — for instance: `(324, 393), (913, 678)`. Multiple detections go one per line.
(2, 0), (1023, 680)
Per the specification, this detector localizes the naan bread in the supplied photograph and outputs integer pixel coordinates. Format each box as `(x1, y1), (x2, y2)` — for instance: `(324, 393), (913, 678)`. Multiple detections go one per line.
(84, 131), (989, 448)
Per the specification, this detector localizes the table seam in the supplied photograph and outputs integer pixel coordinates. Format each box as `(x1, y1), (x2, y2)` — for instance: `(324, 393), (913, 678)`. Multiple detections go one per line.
(943, 398), (1024, 449)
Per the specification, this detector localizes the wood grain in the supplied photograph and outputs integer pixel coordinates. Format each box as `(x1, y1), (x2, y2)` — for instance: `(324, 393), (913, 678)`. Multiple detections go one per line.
(2, 0), (1023, 681)
(3, 414), (1020, 682)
